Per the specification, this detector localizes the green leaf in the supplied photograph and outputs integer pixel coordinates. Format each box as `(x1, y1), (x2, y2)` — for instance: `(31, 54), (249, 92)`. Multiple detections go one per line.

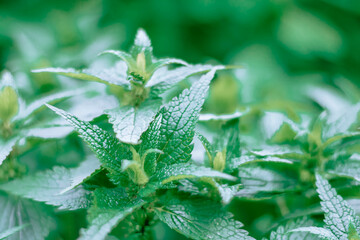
(22, 125), (73, 139)
(32, 61), (129, 87)
(237, 166), (297, 198)
(0, 192), (55, 240)
(155, 67), (222, 166)
(148, 64), (222, 93)
(153, 162), (236, 185)
(46, 104), (132, 185)
(315, 173), (360, 239)
(141, 163), (235, 197)
(14, 87), (91, 121)
(327, 155), (360, 182)
(106, 98), (162, 144)
(230, 155), (293, 169)
(322, 103), (360, 140)
(0, 224), (28, 240)
(0, 136), (19, 166)
(290, 227), (337, 239)
(196, 132), (215, 163)
(156, 194), (254, 240)
(139, 114), (162, 176)
(267, 217), (321, 240)
(199, 110), (249, 121)
(0, 157), (100, 210)
(78, 188), (145, 240)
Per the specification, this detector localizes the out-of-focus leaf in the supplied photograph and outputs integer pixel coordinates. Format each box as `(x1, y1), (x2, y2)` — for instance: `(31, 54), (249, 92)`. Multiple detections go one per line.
(0, 192), (55, 240)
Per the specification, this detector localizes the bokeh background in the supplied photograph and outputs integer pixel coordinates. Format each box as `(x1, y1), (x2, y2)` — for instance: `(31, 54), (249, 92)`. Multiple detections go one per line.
(1, 0), (360, 239)
(1, 0), (360, 115)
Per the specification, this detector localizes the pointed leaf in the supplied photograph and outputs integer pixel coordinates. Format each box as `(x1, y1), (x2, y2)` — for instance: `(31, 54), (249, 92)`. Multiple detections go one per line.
(156, 194), (254, 240)
(155, 67), (223, 166)
(106, 98), (162, 144)
(14, 87), (91, 121)
(267, 217), (321, 240)
(0, 158), (100, 210)
(147, 64), (221, 91)
(0, 224), (28, 240)
(32, 62), (129, 87)
(78, 188), (145, 240)
(46, 104), (132, 185)
(316, 173), (360, 239)
(0, 192), (55, 240)
(0, 136), (19, 166)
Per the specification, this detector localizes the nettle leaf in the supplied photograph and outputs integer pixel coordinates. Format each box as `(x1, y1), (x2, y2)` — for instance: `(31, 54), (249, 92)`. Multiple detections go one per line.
(156, 193), (254, 240)
(237, 166), (297, 198)
(147, 64), (218, 91)
(315, 173), (360, 239)
(230, 154), (294, 169)
(140, 163), (235, 197)
(0, 136), (20, 166)
(327, 154), (360, 182)
(290, 227), (336, 239)
(106, 98), (162, 144)
(0, 157), (100, 210)
(152, 162), (236, 185)
(321, 103), (360, 140)
(0, 224), (28, 240)
(266, 217), (321, 240)
(0, 192), (55, 240)
(139, 114), (162, 176)
(32, 61), (129, 87)
(196, 132), (215, 162)
(46, 104), (132, 185)
(78, 188), (145, 240)
(261, 111), (309, 142)
(103, 29), (187, 81)
(198, 109), (249, 122)
(22, 125), (73, 139)
(14, 87), (91, 121)
(155, 67), (223, 166)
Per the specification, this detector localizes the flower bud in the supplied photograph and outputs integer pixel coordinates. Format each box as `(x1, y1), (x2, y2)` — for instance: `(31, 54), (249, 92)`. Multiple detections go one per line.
(0, 86), (19, 122)
(213, 151), (226, 172)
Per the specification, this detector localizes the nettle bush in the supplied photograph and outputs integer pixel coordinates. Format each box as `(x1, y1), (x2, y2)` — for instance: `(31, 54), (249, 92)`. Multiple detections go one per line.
(1, 29), (360, 240)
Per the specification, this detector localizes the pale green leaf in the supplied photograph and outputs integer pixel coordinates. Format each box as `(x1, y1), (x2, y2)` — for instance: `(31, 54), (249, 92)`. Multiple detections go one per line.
(0, 192), (55, 240)
(106, 98), (162, 144)
(237, 166), (297, 198)
(290, 227), (337, 239)
(148, 64), (222, 92)
(153, 163), (236, 185)
(316, 173), (360, 239)
(0, 158), (100, 210)
(14, 87), (91, 121)
(199, 110), (249, 121)
(266, 217), (321, 240)
(0, 224), (28, 240)
(0, 136), (19, 166)
(32, 62), (129, 87)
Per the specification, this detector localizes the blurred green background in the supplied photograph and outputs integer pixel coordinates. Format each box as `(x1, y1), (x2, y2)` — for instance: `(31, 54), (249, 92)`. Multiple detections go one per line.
(1, 0), (360, 80)
(1, 0), (360, 239)
(1, 0), (360, 114)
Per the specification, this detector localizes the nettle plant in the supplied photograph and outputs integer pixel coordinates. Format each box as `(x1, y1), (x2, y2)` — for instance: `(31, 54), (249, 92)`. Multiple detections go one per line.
(1, 29), (360, 240)
(0, 29), (254, 240)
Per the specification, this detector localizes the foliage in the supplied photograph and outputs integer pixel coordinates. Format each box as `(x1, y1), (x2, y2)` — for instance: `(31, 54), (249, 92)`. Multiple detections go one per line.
(1, 2), (360, 238)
